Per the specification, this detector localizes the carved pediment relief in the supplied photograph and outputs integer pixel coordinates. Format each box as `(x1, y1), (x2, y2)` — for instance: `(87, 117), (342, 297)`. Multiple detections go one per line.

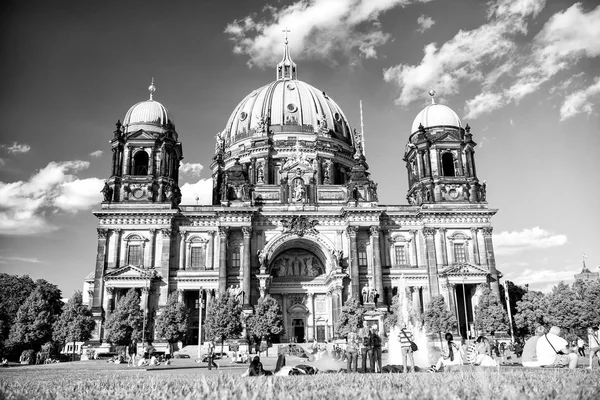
(127, 129), (155, 140)
(271, 249), (324, 281)
(443, 263), (489, 276)
(104, 265), (157, 280)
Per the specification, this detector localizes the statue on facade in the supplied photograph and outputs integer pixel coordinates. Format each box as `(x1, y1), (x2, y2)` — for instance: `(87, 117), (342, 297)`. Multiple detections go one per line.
(256, 115), (269, 134)
(214, 132), (225, 154)
(257, 249), (267, 269)
(293, 179), (305, 202)
(101, 182), (113, 202)
(257, 163), (264, 184)
(480, 181), (487, 202)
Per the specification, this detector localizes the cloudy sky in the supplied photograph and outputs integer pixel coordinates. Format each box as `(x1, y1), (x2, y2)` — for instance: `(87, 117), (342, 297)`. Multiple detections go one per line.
(1, 0), (599, 296)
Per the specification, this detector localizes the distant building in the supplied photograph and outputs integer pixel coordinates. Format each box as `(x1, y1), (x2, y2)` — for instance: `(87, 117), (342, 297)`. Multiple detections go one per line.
(574, 260), (599, 281)
(84, 39), (501, 350)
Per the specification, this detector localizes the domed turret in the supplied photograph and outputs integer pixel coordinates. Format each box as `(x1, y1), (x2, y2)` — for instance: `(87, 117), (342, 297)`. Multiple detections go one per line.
(102, 80), (183, 207)
(404, 91), (485, 206)
(411, 98), (462, 134)
(122, 79), (175, 134)
(211, 36), (377, 207)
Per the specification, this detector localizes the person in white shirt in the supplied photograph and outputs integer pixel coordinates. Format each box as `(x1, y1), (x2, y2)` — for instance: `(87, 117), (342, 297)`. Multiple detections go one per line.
(536, 326), (578, 369)
(522, 326), (546, 367)
(587, 327), (600, 369)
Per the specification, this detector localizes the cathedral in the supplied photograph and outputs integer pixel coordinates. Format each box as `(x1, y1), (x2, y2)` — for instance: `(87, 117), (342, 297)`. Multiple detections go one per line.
(84, 38), (501, 351)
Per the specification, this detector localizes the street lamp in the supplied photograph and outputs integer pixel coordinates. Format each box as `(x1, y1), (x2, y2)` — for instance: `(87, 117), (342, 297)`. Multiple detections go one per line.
(140, 267), (154, 349)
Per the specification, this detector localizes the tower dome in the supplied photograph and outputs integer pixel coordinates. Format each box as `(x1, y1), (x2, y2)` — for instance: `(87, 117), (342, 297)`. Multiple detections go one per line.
(411, 91), (461, 134)
(123, 80), (174, 134)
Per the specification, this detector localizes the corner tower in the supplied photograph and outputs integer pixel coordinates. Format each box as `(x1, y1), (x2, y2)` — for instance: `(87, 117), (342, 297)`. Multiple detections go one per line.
(404, 91), (485, 206)
(103, 81), (183, 207)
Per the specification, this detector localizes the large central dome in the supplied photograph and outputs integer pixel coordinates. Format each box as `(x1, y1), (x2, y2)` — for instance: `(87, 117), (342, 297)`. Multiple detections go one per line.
(221, 40), (353, 150)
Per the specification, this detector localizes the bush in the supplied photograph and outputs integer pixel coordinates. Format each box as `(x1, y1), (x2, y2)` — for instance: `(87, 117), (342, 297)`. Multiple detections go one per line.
(19, 349), (35, 365)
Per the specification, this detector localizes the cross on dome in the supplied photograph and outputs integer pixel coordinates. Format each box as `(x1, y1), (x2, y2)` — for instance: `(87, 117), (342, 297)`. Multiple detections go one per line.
(148, 77), (156, 101)
(277, 27), (297, 80)
(428, 89), (436, 104)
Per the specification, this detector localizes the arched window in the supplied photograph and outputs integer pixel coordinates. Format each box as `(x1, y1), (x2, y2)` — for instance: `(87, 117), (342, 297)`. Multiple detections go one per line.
(133, 151), (149, 175)
(442, 152), (455, 177)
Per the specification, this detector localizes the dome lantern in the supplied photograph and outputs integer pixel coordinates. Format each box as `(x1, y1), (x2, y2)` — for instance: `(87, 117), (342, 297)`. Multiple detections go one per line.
(276, 27), (297, 80)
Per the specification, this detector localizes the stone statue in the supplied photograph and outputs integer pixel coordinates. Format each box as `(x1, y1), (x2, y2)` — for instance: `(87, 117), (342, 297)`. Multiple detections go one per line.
(256, 115), (269, 134)
(257, 164), (264, 184)
(293, 179), (305, 202)
(101, 182), (113, 202)
(480, 181), (487, 202)
(257, 249), (267, 269)
(214, 132), (225, 154)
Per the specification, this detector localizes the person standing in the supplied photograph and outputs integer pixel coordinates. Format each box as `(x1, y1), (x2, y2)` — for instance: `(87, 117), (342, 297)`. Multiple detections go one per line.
(370, 325), (382, 373)
(206, 338), (219, 370)
(127, 340), (137, 367)
(587, 327), (600, 369)
(358, 325), (371, 372)
(346, 329), (359, 372)
(577, 336), (586, 357)
(399, 324), (415, 373)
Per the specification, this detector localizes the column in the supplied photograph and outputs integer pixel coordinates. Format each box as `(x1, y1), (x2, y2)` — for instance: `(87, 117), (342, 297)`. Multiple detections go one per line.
(281, 294), (288, 342)
(410, 230), (418, 267)
(105, 287), (115, 322)
(198, 288), (204, 357)
(411, 286), (420, 315)
(114, 229), (122, 269)
(347, 226), (360, 298)
(158, 229), (171, 307)
(423, 149), (431, 177)
(331, 286), (342, 331)
(242, 227), (252, 308)
(92, 229), (109, 315)
(218, 227), (229, 294)
(207, 231), (215, 270)
(481, 227), (500, 296)
(438, 228), (448, 266)
(416, 150), (424, 177)
(179, 230), (187, 270)
(370, 226), (384, 306)
(471, 228), (481, 265)
(149, 229), (156, 268)
(307, 293), (315, 342)
(423, 227), (440, 296)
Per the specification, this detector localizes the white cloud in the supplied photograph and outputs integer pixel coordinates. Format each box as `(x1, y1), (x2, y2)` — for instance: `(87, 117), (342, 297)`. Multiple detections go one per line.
(0, 256), (42, 264)
(89, 150), (103, 157)
(180, 178), (213, 205)
(559, 76), (600, 120)
(225, 0), (428, 67)
(179, 162), (205, 177)
(0, 160), (103, 235)
(416, 14), (435, 33)
(493, 226), (567, 256)
(384, 0), (600, 121)
(1, 141), (31, 154)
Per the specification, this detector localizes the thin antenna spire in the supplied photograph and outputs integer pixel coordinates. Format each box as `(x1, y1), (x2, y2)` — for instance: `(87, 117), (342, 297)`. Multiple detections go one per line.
(360, 100), (366, 156)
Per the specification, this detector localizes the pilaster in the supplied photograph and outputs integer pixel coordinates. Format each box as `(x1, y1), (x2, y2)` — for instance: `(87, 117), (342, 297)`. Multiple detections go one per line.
(242, 227), (252, 308)
(347, 226), (360, 298)
(218, 227), (229, 294)
(423, 227), (440, 296)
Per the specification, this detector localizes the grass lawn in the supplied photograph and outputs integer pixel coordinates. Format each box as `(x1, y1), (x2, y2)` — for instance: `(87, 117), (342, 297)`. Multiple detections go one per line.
(1, 361), (599, 399)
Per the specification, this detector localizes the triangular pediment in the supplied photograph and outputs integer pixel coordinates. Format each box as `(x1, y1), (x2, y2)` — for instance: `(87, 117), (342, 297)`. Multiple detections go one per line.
(104, 265), (157, 280)
(442, 263), (489, 276)
(127, 129), (156, 140)
(436, 131), (461, 142)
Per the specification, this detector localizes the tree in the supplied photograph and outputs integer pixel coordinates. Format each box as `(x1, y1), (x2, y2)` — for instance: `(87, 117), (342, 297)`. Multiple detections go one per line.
(424, 295), (457, 344)
(514, 290), (548, 336)
(573, 279), (600, 329)
(335, 297), (366, 338)
(474, 284), (508, 333)
(104, 289), (144, 347)
(52, 291), (96, 361)
(8, 285), (63, 353)
(154, 293), (189, 356)
(246, 295), (284, 355)
(204, 291), (243, 355)
(546, 282), (583, 336)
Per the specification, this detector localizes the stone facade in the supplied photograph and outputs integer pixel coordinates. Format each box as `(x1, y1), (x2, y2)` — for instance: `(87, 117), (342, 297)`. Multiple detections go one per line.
(84, 46), (500, 348)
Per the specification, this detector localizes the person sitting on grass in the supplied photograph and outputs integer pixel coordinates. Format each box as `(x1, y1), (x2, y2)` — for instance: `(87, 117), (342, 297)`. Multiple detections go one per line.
(137, 356), (149, 367)
(472, 336), (497, 367)
(522, 326), (546, 367)
(242, 356), (270, 377)
(536, 326), (578, 369)
(587, 327), (600, 369)
(429, 333), (463, 372)
(149, 355), (160, 366)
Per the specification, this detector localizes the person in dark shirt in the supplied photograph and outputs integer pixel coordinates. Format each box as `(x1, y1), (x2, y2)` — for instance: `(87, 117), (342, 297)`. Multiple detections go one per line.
(370, 325), (382, 373)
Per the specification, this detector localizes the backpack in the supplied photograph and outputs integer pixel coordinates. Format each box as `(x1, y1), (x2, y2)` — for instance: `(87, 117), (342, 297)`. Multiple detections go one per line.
(465, 344), (478, 364)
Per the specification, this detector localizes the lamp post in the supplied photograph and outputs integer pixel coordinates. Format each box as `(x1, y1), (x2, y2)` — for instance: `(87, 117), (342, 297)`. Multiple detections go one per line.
(140, 267), (154, 349)
(503, 279), (515, 343)
(458, 265), (469, 340)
